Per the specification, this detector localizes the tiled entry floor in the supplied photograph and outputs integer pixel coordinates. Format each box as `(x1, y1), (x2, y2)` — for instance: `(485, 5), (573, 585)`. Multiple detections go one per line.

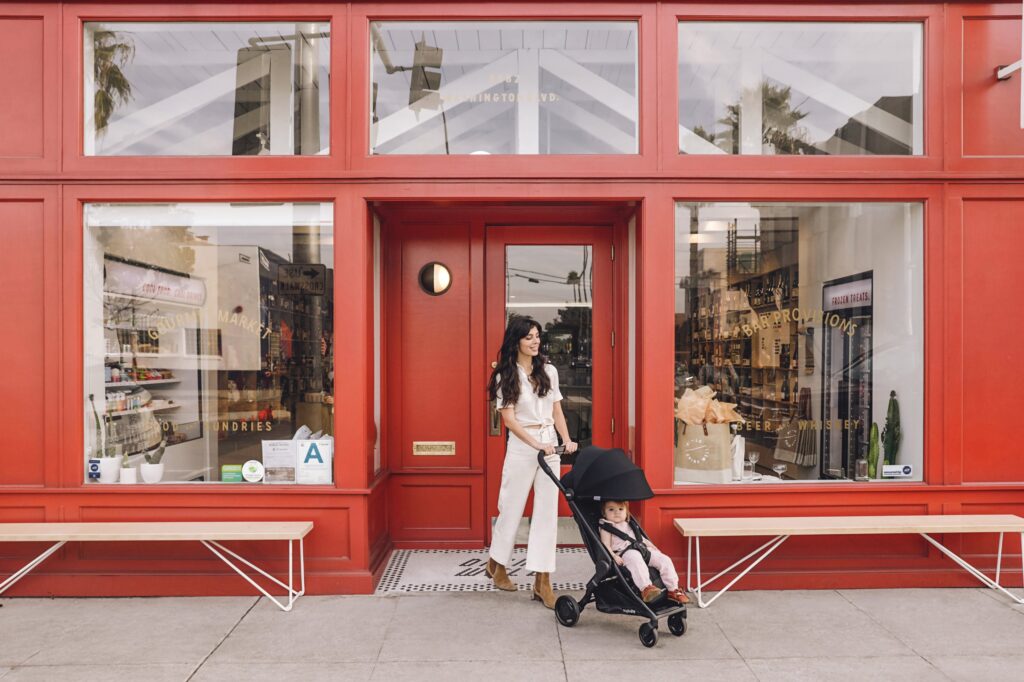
(375, 547), (594, 594)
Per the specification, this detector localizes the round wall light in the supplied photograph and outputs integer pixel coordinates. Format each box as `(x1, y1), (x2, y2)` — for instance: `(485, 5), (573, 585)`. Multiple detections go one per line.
(418, 262), (452, 296)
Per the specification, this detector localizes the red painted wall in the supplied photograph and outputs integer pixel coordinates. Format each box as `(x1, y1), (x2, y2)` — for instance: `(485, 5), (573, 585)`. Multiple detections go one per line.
(2, 2), (1024, 596)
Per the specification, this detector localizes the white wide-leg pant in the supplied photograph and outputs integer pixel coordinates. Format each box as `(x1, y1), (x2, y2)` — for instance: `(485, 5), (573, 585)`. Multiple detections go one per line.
(488, 426), (560, 574)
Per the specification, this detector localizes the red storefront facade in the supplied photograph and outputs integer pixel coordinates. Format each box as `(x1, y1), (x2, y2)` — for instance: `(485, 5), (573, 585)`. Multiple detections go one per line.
(2, 1), (1024, 597)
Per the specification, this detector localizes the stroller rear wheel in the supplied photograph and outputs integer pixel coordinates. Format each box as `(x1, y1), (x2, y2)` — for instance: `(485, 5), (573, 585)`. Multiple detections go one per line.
(555, 595), (580, 627)
(638, 622), (658, 648)
(668, 613), (687, 636)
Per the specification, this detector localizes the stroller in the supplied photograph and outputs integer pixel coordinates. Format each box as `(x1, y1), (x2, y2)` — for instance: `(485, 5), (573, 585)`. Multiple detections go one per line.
(538, 445), (687, 648)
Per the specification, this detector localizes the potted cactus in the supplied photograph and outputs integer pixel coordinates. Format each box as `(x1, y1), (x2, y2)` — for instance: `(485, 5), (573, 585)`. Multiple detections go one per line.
(119, 449), (137, 484)
(881, 390), (902, 466)
(140, 440), (167, 483)
(90, 395), (121, 483)
(867, 422), (880, 479)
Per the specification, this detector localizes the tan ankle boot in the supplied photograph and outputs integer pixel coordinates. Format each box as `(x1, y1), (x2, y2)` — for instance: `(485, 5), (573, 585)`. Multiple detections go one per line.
(485, 558), (516, 591)
(532, 572), (556, 609)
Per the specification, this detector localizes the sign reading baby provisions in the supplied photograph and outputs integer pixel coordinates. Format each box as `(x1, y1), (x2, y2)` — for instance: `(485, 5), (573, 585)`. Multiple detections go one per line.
(296, 439), (333, 484)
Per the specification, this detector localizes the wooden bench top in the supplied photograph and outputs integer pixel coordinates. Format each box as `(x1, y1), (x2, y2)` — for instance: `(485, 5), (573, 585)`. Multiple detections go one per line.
(674, 515), (1024, 538)
(0, 522), (313, 542)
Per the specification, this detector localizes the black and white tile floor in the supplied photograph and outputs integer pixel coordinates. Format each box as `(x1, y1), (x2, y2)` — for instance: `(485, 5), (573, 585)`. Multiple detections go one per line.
(375, 547), (593, 594)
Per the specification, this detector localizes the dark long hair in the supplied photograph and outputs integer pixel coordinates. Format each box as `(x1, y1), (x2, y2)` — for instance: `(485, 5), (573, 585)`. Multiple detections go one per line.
(487, 316), (552, 408)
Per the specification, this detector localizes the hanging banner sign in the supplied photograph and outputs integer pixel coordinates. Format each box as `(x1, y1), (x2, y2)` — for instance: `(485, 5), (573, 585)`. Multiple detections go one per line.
(105, 259), (207, 306)
(823, 277), (872, 312)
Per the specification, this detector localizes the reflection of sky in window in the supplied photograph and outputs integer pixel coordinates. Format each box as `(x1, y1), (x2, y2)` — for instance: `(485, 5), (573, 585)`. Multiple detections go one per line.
(505, 245), (593, 306)
(678, 23), (921, 150)
(90, 22), (330, 155)
(86, 203), (334, 268)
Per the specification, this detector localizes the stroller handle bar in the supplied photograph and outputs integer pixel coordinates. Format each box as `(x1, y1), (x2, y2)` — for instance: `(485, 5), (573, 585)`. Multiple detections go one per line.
(537, 447), (569, 496)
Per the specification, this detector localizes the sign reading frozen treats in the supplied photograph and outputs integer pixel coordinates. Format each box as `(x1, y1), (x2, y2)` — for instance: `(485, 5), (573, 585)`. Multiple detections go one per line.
(823, 277), (872, 312)
(296, 439), (333, 484)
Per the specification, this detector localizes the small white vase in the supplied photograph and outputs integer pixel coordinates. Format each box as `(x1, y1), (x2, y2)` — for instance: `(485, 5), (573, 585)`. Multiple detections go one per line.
(140, 462), (165, 484)
(98, 457), (121, 483)
(119, 467), (137, 484)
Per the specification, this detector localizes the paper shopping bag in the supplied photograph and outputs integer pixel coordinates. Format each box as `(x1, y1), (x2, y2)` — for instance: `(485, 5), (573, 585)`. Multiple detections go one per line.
(675, 420), (733, 484)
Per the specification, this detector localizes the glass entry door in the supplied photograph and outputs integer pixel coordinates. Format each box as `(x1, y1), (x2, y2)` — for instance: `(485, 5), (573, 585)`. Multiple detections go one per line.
(485, 226), (613, 539)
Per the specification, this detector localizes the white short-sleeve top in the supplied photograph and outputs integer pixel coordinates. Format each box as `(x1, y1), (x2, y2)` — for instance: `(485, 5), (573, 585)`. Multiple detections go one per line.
(495, 363), (563, 427)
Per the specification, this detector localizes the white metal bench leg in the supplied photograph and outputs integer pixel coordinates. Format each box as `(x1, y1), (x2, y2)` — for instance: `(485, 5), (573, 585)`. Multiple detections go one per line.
(687, 535), (789, 608)
(201, 538), (305, 612)
(0, 541), (66, 596)
(920, 532), (1024, 605)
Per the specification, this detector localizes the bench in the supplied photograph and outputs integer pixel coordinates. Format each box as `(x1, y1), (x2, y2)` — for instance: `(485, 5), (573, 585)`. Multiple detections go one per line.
(674, 515), (1024, 608)
(0, 521), (312, 611)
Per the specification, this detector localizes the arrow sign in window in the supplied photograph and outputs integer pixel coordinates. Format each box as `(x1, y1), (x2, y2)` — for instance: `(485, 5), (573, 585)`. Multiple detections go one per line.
(278, 264), (327, 296)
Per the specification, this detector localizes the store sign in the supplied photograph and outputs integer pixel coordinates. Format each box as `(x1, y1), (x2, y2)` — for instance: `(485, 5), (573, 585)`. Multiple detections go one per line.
(823, 278), (872, 312)
(278, 264), (326, 295)
(105, 259), (207, 306)
(413, 441), (456, 456)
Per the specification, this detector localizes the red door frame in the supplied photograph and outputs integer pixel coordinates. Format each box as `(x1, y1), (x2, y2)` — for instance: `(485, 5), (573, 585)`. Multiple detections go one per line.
(376, 202), (632, 547)
(484, 225), (615, 538)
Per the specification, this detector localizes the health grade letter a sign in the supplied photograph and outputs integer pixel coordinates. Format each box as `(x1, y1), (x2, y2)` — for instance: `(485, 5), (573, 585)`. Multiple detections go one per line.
(296, 439), (333, 484)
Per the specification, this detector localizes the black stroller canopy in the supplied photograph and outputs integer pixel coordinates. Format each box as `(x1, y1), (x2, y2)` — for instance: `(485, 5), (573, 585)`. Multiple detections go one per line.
(561, 445), (654, 501)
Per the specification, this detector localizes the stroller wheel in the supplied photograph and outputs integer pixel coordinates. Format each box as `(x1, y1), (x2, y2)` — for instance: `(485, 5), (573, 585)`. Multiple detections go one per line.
(554, 595), (580, 627)
(638, 622), (658, 648)
(668, 613), (687, 636)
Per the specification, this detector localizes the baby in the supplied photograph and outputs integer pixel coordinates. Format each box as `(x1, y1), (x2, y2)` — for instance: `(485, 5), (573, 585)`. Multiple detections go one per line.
(599, 500), (689, 605)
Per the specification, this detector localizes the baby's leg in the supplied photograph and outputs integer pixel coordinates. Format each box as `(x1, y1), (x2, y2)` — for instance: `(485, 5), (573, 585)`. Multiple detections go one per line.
(648, 549), (680, 591)
(620, 550), (651, 589)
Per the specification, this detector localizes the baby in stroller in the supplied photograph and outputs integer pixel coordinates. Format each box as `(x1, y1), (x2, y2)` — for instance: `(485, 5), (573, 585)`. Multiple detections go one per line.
(538, 445), (688, 647)
(599, 500), (689, 605)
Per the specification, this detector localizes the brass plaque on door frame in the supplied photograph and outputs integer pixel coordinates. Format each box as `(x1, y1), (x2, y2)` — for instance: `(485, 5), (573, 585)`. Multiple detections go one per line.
(412, 441), (456, 456)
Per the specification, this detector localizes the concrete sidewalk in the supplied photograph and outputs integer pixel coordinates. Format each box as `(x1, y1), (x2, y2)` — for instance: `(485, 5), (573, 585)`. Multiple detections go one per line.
(2, 588), (1023, 681)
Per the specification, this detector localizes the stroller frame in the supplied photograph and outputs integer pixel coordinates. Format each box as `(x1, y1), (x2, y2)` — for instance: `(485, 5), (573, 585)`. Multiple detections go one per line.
(537, 451), (687, 647)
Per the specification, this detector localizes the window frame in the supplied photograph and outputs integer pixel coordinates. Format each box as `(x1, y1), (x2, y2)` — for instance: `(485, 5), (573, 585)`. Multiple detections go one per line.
(645, 182), (943, 492)
(659, 3), (945, 178)
(349, 2), (659, 176)
(62, 3), (347, 177)
(64, 183), (352, 490)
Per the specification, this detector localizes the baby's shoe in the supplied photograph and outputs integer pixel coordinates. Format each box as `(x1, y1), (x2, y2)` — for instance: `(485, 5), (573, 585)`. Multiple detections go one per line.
(666, 588), (690, 604)
(641, 585), (665, 603)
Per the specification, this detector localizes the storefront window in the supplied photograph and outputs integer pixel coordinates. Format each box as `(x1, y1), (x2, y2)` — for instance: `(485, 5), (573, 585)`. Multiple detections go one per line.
(84, 203), (335, 484)
(674, 202), (923, 485)
(370, 21), (638, 154)
(679, 22), (923, 156)
(84, 22), (330, 156)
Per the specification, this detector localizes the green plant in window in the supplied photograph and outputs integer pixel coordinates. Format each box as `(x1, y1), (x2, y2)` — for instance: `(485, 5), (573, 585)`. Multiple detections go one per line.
(145, 440), (167, 466)
(92, 28), (136, 133)
(716, 82), (816, 155)
(868, 422), (880, 479)
(881, 390), (902, 466)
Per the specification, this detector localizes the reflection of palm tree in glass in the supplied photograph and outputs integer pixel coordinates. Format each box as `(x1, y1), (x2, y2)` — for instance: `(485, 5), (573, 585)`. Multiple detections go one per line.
(716, 82), (816, 155)
(92, 29), (136, 134)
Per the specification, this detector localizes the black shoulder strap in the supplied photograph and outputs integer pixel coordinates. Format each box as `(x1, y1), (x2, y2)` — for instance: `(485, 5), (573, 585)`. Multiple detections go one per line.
(627, 516), (649, 541)
(598, 519), (636, 544)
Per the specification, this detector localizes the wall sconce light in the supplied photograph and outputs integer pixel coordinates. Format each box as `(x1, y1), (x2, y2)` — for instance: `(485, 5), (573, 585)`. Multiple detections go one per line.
(419, 262), (452, 296)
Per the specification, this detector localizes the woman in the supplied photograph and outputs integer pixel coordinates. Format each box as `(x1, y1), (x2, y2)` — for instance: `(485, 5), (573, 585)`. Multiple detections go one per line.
(485, 316), (578, 608)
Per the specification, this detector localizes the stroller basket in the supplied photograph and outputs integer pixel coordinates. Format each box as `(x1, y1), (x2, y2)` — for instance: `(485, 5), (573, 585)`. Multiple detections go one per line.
(537, 445), (687, 648)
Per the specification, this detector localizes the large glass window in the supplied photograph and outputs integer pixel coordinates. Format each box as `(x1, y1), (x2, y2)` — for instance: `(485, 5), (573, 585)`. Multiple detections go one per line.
(674, 202), (923, 485)
(84, 203), (335, 484)
(84, 22), (330, 156)
(679, 23), (923, 156)
(370, 21), (638, 154)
